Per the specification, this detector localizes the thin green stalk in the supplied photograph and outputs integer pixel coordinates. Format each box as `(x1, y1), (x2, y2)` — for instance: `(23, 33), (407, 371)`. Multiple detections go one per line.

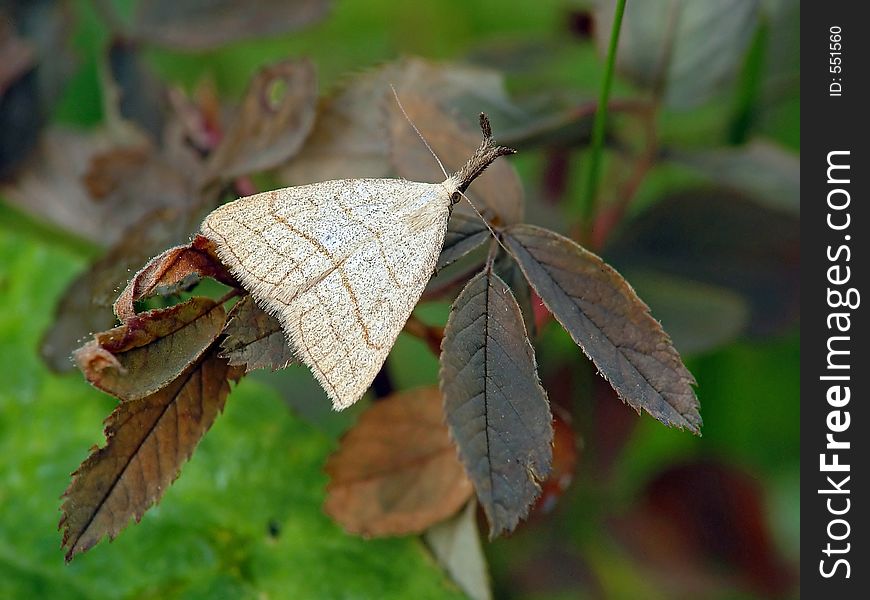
(579, 0), (627, 235)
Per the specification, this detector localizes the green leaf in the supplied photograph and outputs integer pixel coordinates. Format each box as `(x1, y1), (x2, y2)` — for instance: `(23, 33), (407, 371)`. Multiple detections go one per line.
(504, 224), (701, 433)
(440, 268), (552, 537)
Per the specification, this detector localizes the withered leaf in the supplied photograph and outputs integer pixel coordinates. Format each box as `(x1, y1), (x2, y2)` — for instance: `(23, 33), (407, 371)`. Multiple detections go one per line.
(60, 350), (241, 561)
(114, 234), (237, 321)
(74, 297), (227, 401)
(324, 387), (473, 537)
(504, 224), (701, 432)
(424, 501), (493, 600)
(440, 268), (552, 538)
(40, 206), (200, 372)
(2, 129), (195, 245)
(133, 0), (331, 50)
(204, 59), (317, 184)
(281, 57), (521, 186)
(220, 295), (294, 372)
(387, 93), (524, 226)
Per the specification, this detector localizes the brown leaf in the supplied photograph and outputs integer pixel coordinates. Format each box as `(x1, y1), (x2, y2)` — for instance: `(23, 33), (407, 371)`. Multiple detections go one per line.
(74, 297), (227, 401)
(504, 224), (701, 432)
(2, 129), (196, 245)
(220, 295), (294, 372)
(114, 234), (237, 321)
(440, 268), (552, 538)
(133, 0), (331, 50)
(281, 57), (520, 186)
(204, 59), (317, 184)
(387, 93), (524, 226)
(324, 387), (473, 537)
(60, 350), (242, 561)
(40, 206), (200, 372)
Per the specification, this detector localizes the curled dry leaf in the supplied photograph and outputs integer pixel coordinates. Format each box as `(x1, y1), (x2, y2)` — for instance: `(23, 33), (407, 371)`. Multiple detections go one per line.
(60, 350), (242, 561)
(440, 268), (553, 538)
(74, 297), (227, 401)
(114, 234), (237, 321)
(504, 224), (701, 432)
(221, 295), (295, 372)
(324, 387), (473, 537)
(41, 207), (200, 372)
(133, 0), (331, 50)
(204, 58), (317, 184)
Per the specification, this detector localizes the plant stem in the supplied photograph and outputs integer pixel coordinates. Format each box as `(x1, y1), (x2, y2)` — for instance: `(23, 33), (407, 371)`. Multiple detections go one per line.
(579, 0), (627, 239)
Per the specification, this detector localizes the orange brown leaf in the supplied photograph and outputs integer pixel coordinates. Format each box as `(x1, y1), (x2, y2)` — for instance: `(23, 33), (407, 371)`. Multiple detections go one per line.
(324, 387), (473, 537)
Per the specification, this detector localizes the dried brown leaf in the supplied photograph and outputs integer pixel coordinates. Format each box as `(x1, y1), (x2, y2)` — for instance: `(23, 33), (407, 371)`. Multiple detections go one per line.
(220, 295), (294, 372)
(324, 387), (473, 537)
(204, 58), (317, 184)
(60, 350), (241, 561)
(40, 206), (200, 372)
(2, 129), (196, 244)
(504, 224), (701, 432)
(114, 234), (237, 321)
(387, 93), (523, 226)
(134, 0), (331, 50)
(74, 297), (227, 401)
(281, 57), (520, 185)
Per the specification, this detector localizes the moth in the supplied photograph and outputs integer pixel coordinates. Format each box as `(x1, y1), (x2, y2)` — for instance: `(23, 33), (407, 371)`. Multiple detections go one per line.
(201, 112), (514, 409)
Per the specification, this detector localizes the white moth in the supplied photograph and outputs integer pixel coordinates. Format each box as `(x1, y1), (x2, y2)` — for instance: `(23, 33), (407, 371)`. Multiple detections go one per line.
(201, 112), (514, 409)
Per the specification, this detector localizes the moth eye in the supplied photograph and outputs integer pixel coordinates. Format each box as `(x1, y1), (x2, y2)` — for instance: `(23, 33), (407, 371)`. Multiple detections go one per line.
(450, 192), (461, 204)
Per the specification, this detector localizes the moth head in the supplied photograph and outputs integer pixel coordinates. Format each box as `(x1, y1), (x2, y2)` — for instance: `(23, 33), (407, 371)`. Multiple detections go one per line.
(452, 113), (517, 196)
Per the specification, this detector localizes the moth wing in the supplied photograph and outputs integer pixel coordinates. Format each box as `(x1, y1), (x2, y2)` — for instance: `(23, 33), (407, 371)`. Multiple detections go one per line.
(201, 178), (451, 408)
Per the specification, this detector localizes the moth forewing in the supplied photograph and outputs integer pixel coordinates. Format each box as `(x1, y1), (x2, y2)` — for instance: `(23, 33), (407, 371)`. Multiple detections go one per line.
(200, 112), (514, 410)
(202, 178), (452, 409)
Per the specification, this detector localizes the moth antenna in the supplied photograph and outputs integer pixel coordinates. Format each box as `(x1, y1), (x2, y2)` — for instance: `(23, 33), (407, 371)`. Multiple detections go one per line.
(458, 190), (511, 255)
(390, 83), (450, 180)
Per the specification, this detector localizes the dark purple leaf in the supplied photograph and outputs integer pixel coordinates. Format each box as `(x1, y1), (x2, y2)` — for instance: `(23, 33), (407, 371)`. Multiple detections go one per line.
(440, 267), (552, 537)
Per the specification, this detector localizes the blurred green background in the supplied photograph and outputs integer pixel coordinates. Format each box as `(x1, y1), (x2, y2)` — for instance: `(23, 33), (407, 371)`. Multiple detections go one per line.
(1, 0), (799, 598)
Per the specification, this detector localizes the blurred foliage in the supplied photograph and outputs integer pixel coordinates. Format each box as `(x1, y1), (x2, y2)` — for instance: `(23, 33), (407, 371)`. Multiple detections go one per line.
(1, 0), (799, 598)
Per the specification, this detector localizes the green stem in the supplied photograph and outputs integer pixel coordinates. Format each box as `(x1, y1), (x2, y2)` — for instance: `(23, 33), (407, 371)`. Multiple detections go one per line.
(579, 0), (627, 236)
